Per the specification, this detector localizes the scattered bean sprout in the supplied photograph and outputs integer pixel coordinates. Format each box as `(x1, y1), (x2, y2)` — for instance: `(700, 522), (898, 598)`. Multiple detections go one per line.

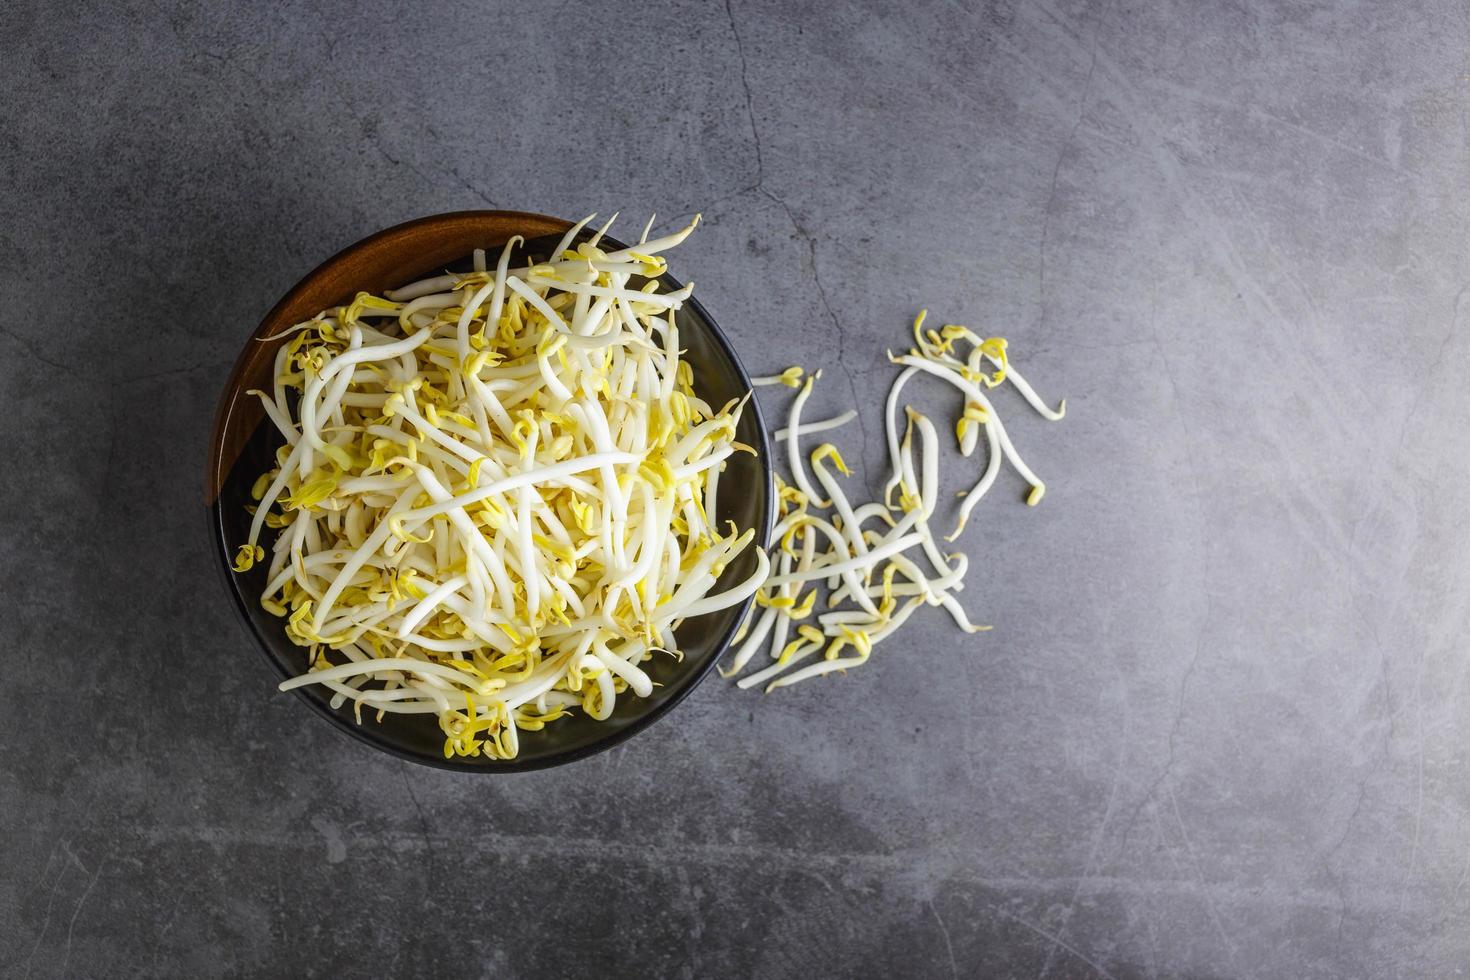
(235, 214), (769, 760)
(723, 309), (1065, 692)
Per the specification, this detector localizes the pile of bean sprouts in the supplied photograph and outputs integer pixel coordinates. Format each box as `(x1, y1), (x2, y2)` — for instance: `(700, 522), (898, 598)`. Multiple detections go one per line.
(726, 312), (1064, 691)
(236, 214), (766, 760)
(234, 211), (1065, 760)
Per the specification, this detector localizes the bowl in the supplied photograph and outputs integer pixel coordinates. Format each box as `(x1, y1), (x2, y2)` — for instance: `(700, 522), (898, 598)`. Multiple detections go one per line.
(207, 210), (774, 771)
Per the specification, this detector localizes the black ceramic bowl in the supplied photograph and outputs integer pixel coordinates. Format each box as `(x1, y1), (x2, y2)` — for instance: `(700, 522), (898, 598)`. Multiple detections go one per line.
(208, 211), (773, 771)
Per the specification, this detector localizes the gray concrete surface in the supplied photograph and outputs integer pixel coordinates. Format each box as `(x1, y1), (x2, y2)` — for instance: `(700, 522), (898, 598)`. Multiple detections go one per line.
(4, 0), (1469, 976)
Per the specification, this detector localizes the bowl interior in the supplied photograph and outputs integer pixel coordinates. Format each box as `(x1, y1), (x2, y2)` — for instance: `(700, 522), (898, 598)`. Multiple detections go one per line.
(211, 212), (772, 771)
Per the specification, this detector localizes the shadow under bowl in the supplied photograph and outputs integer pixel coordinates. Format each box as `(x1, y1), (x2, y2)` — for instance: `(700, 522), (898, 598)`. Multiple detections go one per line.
(207, 210), (773, 772)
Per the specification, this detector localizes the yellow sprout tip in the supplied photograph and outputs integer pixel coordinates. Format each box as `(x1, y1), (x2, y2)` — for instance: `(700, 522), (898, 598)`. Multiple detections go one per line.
(231, 544), (265, 572)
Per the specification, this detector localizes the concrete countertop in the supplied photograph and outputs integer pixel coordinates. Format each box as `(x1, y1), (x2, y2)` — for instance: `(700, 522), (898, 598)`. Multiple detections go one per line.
(5, 1), (1469, 976)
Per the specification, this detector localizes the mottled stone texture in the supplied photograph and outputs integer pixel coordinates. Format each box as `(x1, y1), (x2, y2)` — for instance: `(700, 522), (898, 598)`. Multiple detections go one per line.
(4, 0), (1470, 976)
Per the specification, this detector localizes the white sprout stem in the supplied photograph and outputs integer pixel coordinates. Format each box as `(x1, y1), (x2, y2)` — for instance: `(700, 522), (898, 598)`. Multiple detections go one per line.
(589, 211), (620, 247)
(671, 545), (770, 620)
(986, 355), (1066, 421)
(952, 416), (1003, 540)
(722, 601), (781, 678)
(936, 593), (989, 633)
(784, 375), (827, 506)
(764, 655), (864, 692)
(810, 451), (868, 559)
(279, 657), (488, 693)
(317, 328), (433, 385)
(594, 642), (653, 698)
(386, 275), (459, 302)
(737, 645), (818, 691)
(248, 389), (300, 444)
(548, 214), (597, 262)
(882, 367), (918, 505)
(601, 215), (700, 261)
(761, 534), (925, 589)
(398, 452), (638, 524)
(774, 410), (856, 441)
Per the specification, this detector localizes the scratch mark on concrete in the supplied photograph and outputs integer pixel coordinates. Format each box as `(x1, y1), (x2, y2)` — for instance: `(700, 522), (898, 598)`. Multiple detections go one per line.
(401, 765), (438, 901)
(59, 860), (105, 978)
(1168, 784), (1238, 969)
(137, 818), (1415, 915)
(1041, 666), (1128, 978)
(992, 905), (1117, 979)
(1037, 0), (1109, 333)
(1120, 305), (1210, 852)
(928, 900), (959, 979)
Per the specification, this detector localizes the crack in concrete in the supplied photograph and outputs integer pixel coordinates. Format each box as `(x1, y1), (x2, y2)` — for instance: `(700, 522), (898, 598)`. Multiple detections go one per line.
(0, 323), (85, 379)
(724, 0), (874, 475)
(332, 85), (496, 208)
